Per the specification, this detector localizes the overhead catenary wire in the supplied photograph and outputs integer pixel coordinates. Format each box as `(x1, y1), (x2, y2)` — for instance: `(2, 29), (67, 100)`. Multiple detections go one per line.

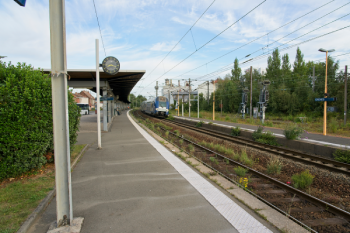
(194, 25), (350, 82)
(170, 0), (337, 81)
(137, 0), (218, 91)
(92, 0), (107, 57)
(138, 0), (267, 95)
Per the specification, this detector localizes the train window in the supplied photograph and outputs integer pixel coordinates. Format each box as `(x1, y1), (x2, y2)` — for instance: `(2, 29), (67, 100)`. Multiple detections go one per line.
(159, 102), (166, 107)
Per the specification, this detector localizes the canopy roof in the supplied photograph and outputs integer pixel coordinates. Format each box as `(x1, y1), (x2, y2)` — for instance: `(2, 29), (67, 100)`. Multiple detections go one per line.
(43, 69), (145, 103)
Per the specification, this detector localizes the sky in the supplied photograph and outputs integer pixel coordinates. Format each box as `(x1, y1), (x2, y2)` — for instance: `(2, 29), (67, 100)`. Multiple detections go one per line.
(1, 0), (350, 98)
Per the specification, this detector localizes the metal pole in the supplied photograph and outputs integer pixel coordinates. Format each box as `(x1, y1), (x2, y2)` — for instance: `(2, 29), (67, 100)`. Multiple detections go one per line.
(189, 78), (191, 118)
(198, 93), (199, 118)
(103, 89), (107, 131)
(49, 0), (72, 226)
(345, 65), (348, 126)
(250, 66), (253, 118)
(96, 39), (101, 149)
(323, 52), (328, 135)
(178, 89), (179, 116)
(213, 80), (215, 121)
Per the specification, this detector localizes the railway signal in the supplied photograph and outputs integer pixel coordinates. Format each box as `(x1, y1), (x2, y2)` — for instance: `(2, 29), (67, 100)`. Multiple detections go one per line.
(257, 80), (270, 124)
(241, 88), (249, 119)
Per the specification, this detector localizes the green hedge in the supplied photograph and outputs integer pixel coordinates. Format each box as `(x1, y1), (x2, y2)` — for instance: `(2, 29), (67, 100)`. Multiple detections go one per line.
(0, 62), (80, 180)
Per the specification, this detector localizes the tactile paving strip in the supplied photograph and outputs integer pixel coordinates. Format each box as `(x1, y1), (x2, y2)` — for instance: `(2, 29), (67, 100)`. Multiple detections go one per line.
(128, 111), (272, 233)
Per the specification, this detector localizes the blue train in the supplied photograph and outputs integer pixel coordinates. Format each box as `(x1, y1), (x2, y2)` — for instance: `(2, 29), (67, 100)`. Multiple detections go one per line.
(141, 96), (169, 117)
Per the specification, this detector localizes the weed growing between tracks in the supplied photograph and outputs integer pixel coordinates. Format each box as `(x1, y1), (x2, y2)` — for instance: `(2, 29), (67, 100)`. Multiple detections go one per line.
(133, 111), (350, 232)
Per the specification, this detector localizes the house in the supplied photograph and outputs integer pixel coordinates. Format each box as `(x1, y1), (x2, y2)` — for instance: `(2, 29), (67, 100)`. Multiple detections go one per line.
(78, 90), (95, 110)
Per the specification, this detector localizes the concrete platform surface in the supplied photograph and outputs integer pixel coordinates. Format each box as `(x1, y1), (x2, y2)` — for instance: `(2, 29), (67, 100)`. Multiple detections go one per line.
(175, 116), (350, 149)
(28, 110), (278, 233)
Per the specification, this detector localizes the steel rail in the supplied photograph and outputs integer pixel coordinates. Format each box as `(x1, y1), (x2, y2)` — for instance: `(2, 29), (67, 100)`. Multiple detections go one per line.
(163, 119), (350, 176)
(135, 111), (350, 222)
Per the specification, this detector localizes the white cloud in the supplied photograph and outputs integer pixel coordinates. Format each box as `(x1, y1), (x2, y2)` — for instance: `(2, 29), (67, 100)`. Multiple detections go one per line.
(150, 41), (181, 51)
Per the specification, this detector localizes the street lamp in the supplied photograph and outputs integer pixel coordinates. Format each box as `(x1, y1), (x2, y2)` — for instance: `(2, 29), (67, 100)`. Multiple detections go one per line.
(318, 48), (335, 136)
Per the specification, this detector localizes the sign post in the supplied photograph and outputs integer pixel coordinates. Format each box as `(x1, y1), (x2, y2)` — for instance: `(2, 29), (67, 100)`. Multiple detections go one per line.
(96, 39), (101, 149)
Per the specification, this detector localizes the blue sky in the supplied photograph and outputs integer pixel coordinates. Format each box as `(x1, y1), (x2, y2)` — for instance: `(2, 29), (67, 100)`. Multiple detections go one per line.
(1, 0), (350, 97)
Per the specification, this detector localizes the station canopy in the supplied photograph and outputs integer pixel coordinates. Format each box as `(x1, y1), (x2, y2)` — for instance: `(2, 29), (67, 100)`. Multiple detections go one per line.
(43, 69), (145, 103)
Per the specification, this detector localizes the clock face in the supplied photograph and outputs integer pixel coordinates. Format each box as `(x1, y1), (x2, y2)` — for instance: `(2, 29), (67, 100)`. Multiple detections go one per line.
(102, 56), (120, 75)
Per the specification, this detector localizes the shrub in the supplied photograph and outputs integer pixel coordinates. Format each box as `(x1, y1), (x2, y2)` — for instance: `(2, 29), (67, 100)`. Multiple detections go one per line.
(234, 166), (248, 177)
(196, 121), (204, 127)
(333, 149), (350, 164)
(0, 62), (80, 180)
(292, 170), (314, 189)
(267, 157), (283, 174)
(252, 126), (279, 146)
(283, 124), (304, 140)
(168, 115), (175, 120)
(225, 116), (230, 121)
(231, 127), (241, 136)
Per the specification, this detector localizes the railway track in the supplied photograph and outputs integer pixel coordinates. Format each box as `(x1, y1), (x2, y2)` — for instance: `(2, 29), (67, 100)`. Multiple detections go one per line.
(133, 110), (350, 232)
(161, 118), (350, 176)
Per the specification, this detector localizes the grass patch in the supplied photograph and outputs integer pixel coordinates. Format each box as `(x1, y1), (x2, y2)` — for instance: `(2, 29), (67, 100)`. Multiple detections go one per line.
(173, 130), (180, 136)
(252, 126), (279, 146)
(209, 157), (219, 165)
(188, 144), (194, 152)
(283, 124), (304, 140)
(0, 172), (55, 233)
(71, 144), (86, 161)
(292, 170), (314, 189)
(266, 157), (283, 174)
(231, 127), (241, 136)
(239, 150), (254, 166)
(333, 149), (350, 164)
(234, 166), (248, 177)
(196, 121), (204, 127)
(168, 115), (175, 120)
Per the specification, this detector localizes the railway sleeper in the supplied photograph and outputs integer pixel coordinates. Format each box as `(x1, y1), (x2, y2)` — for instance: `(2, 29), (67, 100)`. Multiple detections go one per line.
(266, 197), (302, 203)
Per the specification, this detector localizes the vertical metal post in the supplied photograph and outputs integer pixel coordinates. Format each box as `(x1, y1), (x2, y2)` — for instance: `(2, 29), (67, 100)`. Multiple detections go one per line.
(323, 52), (328, 136)
(103, 89), (107, 131)
(213, 80), (215, 121)
(345, 65), (348, 126)
(178, 89), (179, 116)
(198, 93), (199, 118)
(189, 78), (191, 117)
(182, 100), (184, 117)
(49, 0), (72, 226)
(96, 39), (101, 149)
(250, 66), (253, 118)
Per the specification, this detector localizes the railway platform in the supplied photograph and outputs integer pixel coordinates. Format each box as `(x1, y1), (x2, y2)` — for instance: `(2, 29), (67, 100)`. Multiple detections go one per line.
(27, 110), (281, 233)
(174, 116), (350, 149)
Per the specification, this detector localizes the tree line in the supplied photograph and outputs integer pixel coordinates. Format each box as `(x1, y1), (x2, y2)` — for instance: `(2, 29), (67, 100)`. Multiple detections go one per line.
(192, 47), (349, 117)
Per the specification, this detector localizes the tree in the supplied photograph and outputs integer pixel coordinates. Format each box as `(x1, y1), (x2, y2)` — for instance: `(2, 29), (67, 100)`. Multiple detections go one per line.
(265, 48), (281, 89)
(231, 58), (241, 82)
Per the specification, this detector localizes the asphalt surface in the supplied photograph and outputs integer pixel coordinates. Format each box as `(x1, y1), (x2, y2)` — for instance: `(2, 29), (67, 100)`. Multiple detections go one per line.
(28, 111), (242, 233)
(176, 116), (350, 148)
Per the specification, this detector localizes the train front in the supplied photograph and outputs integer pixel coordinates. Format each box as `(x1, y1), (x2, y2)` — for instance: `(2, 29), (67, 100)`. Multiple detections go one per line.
(155, 96), (169, 117)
